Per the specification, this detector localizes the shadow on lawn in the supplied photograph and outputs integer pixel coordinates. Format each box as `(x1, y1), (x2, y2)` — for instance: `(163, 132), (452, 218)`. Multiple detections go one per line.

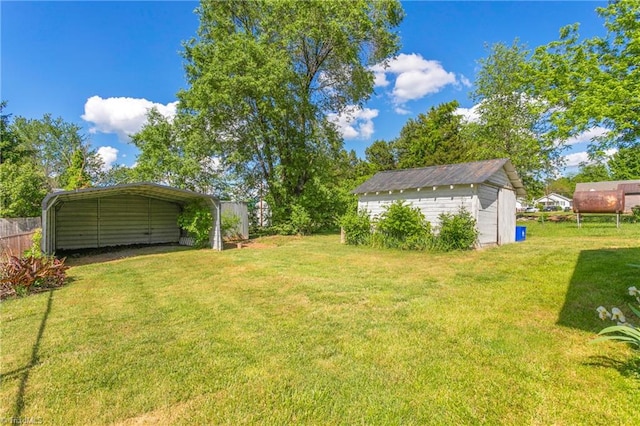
(61, 243), (193, 267)
(0, 290), (54, 418)
(557, 247), (640, 333)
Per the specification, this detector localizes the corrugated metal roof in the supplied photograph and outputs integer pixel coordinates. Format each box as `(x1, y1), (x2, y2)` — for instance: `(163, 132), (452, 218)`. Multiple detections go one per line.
(42, 182), (218, 210)
(618, 183), (640, 194)
(352, 159), (526, 197)
(575, 180), (640, 193)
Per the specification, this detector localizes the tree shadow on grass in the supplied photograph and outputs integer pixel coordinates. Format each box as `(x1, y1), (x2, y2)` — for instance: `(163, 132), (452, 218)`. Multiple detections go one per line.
(0, 289), (54, 418)
(557, 247), (640, 333)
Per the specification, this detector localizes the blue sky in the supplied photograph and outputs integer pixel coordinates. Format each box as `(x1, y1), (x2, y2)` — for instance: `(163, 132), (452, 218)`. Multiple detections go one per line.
(2, 1), (609, 174)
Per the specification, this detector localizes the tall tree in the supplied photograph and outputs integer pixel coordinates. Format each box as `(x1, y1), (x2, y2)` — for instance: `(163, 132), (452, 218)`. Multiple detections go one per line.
(531, 0), (640, 152)
(467, 40), (560, 191)
(608, 147), (640, 180)
(179, 0), (403, 223)
(11, 114), (102, 189)
(365, 140), (397, 172)
(394, 100), (470, 169)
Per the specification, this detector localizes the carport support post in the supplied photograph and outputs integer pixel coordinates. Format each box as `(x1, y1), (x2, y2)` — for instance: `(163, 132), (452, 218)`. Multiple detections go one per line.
(577, 212), (581, 228)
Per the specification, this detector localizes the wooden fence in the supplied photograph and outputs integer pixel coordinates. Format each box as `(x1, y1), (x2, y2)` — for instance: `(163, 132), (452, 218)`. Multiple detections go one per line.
(0, 217), (41, 238)
(0, 231), (36, 260)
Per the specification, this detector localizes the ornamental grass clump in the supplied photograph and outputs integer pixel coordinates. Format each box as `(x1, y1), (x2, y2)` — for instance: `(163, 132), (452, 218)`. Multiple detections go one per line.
(594, 286), (640, 349)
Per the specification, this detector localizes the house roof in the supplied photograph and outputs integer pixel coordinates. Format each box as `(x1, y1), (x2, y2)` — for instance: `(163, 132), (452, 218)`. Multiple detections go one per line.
(534, 193), (572, 203)
(575, 180), (640, 193)
(42, 182), (219, 211)
(352, 159), (526, 197)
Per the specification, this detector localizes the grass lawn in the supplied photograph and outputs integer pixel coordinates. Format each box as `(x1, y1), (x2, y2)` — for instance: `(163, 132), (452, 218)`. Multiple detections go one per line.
(1, 221), (639, 424)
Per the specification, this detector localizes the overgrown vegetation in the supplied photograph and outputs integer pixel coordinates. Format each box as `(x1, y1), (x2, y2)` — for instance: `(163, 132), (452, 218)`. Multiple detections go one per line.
(221, 211), (242, 241)
(177, 200), (213, 248)
(0, 229), (69, 299)
(342, 204), (478, 252)
(434, 207), (479, 251)
(373, 200), (432, 250)
(339, 209), (372, 246)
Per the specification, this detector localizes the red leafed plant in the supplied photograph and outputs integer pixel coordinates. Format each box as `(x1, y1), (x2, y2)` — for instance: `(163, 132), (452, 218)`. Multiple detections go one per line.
(0, 255), (69, 299)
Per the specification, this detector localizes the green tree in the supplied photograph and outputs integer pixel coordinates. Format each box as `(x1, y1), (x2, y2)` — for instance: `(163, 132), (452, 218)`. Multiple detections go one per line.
(467, 41), (561, 192)
(179, 0), (403, 224)
(11, 114), (102, 189)
(573, 162), (611, 184)
(531, 0), (640, 151)
(365, 140), (397, 172)
(395, 100), (470, 169)
(0, 161), (47, 217)
(608, 147), (640, 180)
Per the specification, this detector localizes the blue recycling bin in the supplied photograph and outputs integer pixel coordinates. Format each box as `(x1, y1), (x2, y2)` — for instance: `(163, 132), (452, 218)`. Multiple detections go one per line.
(515, 226), (526, 242)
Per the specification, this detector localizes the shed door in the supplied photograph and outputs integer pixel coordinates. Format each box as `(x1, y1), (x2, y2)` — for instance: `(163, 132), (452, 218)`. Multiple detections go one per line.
(497, 188), (516, 245)
(477, 185), (499, 246)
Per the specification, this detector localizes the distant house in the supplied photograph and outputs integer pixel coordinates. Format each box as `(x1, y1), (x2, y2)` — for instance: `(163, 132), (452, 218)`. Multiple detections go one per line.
(352, 159), (526, 247)
(534, 193), (573, 209)
(574, 180), (640, 213)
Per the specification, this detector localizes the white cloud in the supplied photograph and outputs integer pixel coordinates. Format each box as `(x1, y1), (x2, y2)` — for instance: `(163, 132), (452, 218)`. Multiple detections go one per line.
(394, 106), (411, 115)
(563, 148), (618, 168)
(565, 126), (609, 146)
(459, 75), (472, 88)
(82, 96), (178, 140)
(371, 53), (461, 109)
(97, 146), (119, 170)
(564, 151), (590, 167)
(454, 104), (481, 123)
(327, 106), (379, 140)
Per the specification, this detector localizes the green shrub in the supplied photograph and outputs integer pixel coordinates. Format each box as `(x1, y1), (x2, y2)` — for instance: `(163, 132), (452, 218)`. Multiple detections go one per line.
(374, 200), (432, 250)
(340, 209), (372, 246)
(177, 200), (213, 248)
(435, 207), (478, 251)
(289, 204), (314, 235)
(221, 212), (243, 241)
(632, 206), (640, 223)
(1, 255), (69, 299)
(23, 228), (43, 258)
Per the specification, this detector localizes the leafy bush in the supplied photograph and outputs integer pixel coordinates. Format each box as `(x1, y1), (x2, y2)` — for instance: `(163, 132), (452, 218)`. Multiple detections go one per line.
(374, 200), (432, 250)
(177, 200), (213, 248)
(1, 255), (69, 299)
(289, 204), (314, 235)
(435, 207), (478, 251)
(23, 228), (43, 258)
(221, 212), (243, 241)
(340, 209), (372, 246)
(632, 206), (640, 223)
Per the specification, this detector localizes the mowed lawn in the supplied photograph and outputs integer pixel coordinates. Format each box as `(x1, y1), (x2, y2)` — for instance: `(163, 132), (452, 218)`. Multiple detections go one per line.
(2, 222), (640, 424)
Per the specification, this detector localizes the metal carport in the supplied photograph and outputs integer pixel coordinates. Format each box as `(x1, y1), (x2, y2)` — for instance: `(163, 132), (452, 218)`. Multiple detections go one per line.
(41, 183), (222, 254)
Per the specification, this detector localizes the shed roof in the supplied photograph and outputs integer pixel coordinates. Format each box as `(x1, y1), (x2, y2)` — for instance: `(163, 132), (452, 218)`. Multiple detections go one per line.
(575, 180), (640, 193)
(352, 159), (526, 197)
(42, 182), (218, 210)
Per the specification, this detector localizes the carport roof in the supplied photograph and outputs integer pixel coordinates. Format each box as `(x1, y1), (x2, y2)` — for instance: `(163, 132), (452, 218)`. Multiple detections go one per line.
(42, 182), (218, 210)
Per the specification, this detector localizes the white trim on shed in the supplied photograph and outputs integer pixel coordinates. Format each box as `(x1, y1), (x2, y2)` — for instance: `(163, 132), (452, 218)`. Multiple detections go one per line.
(41, 183), (222, 254)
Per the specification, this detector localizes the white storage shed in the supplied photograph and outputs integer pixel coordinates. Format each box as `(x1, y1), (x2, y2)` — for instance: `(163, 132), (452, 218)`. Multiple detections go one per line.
(352, 159), (526, 247)
(41, 183), (222, 254)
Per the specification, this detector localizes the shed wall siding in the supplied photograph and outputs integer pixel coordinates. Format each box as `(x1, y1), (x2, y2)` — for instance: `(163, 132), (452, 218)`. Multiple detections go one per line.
(477, 185), (498, 246)
(56, 199), (99, 250)
(55, 195), (181, 250)
(358, 186), (475, 229)
(221, 202), (249, 239)
(625, 194), (640, 212)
